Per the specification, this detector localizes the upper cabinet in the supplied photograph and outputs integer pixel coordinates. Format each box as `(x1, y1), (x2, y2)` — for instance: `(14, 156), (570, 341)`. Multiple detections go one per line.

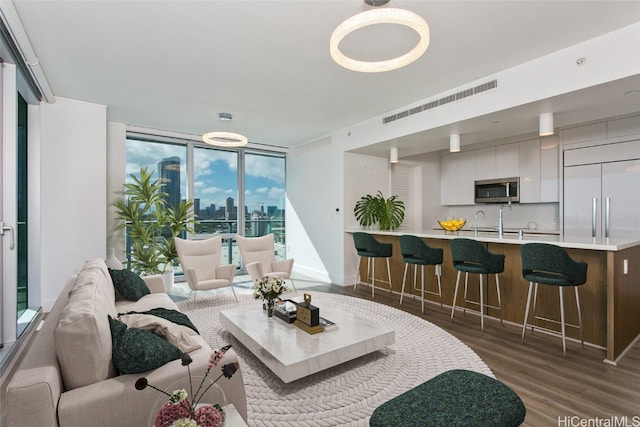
(539, 137), (559, 202)
(474, 147), (496, 180)
(441, 151), (475, 205)
(519, 139), (540, 203)
(440, 137), (559, 205)
(496, 142), (519, 178)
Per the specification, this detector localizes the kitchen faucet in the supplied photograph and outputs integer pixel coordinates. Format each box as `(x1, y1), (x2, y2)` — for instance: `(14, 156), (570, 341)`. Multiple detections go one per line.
(498, 203), (512, 238)
(474, 210), (485, 236)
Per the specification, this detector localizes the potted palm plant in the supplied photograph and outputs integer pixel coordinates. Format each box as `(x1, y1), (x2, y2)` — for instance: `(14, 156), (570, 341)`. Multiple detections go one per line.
(354, 191), (405, 231)
(113, 167), (197, 290)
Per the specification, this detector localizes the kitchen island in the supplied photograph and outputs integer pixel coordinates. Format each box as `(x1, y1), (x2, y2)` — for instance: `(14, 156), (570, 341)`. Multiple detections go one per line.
(345, 228), (640, 363)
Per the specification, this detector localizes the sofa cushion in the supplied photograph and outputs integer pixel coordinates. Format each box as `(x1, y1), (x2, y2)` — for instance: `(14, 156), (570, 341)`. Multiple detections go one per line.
(115, 293), (177, 313)
(108, 268), (150, 301)
(108, 316), (182, 374)
(82, 258), (117, 304)
(117, 313), (201, 353)
(55, 267), (118, 390)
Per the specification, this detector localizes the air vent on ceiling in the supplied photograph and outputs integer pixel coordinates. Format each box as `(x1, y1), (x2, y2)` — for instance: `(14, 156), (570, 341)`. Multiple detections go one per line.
(383, 79), (498, 124)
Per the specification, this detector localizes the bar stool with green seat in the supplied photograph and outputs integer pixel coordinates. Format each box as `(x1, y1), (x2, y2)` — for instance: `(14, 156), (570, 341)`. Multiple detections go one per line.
(521, 243), (588, 356)
(353, 232), (393, 298)
(399, 235), (444, 313)
(450, 238), (505, 331)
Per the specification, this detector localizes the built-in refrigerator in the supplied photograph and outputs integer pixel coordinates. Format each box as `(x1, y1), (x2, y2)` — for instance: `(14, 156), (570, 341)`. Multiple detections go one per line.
(564, 143), (640, 239)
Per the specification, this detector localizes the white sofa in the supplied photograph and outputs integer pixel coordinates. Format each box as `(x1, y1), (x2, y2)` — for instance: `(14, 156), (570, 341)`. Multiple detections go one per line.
(6, 258), (247, 426)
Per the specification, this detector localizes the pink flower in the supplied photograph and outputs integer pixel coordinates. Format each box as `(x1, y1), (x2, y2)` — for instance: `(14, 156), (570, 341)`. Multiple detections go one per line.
(194, 404), (225, 427)
(154, 400), (193, 427)
(208, 344), (231, 368)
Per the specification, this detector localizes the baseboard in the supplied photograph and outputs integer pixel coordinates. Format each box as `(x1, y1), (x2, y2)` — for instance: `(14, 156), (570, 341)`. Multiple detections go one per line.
(292, 265), (333, 284)
(606, 332), (640, 365)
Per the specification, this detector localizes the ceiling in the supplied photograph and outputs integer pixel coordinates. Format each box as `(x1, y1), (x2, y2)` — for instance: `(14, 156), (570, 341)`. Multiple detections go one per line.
(10, 1), (640, 155)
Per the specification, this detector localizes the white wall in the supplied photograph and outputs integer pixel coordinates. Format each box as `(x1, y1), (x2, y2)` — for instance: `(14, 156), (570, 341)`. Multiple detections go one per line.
(412, 152), (444, 229)
(106, 121), (126, 259)
(342, 152), (390, 285)
(286, 22), (640, 286)
(38, 97), (107, 309)
(286, 137), (344, 284)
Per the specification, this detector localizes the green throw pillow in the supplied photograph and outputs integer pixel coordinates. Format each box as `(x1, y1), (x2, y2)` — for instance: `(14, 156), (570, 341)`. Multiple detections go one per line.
(108, 316), (182, 374)
(108, 268), (150, 301)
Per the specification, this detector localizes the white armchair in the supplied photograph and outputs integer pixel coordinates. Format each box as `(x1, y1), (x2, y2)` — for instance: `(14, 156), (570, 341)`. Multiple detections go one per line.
(236, 233), (296, 292)
(175, 235), (237, 306)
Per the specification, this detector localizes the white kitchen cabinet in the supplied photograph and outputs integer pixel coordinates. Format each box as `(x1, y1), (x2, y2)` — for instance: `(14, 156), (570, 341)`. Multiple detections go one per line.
(439, 138), (559, 206)
(518, 139), (540, 203)
(441, 151), (475, 205)
(564, 159), (640, 239)
(540, 138), (559, 202)
(518, 137), (560, 203)
(474, 147), (496, 180)
(496, 142), (519, 178)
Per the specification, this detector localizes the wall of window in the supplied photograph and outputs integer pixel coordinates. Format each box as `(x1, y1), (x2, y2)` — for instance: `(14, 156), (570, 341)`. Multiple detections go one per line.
(124, 134), (286, 270)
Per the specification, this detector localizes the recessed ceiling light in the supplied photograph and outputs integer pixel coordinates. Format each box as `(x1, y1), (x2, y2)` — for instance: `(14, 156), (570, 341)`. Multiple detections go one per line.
(624, 90), (640, 96)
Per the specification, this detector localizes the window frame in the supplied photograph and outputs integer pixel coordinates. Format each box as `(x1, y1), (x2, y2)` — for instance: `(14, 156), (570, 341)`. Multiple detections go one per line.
(124, 131), (288, 270)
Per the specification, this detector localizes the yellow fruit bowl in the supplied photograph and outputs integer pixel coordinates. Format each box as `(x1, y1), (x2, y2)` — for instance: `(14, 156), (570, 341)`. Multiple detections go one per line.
(438, 219), (466, 232)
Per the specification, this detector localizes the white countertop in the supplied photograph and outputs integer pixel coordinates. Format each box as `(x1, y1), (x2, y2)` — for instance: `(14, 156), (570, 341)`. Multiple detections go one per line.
(345, 228), (640, 251)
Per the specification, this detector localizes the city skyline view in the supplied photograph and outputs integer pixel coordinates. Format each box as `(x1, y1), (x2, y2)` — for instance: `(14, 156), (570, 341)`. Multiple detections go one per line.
(126, 139), (286, 216)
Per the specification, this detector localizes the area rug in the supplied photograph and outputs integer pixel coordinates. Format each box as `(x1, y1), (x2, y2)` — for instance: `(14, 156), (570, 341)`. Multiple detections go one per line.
(178, 291), (492, 427)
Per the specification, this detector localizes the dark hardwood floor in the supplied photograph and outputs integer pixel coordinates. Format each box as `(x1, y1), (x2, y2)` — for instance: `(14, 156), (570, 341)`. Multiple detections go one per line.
(305, 282), (640, 427)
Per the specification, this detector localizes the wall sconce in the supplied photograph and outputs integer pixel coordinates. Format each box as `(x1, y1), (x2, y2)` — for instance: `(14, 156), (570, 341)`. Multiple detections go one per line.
(539, 112), (554, 136)
(390, 147), (398, 163)
(449, 134), (460, 152)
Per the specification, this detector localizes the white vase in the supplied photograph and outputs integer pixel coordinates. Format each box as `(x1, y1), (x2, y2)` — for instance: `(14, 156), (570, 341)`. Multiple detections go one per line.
(162, 270), (174, 293)
(105, 247), (123, 270)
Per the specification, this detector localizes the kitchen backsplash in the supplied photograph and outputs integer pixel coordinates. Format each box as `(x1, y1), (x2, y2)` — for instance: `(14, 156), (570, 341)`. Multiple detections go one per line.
(441, 203), (559, 232)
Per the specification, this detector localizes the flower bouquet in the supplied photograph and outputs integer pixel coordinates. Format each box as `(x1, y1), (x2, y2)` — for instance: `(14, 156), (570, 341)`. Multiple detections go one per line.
(137, 345), (238, 427)
(252, 276), (291, 317)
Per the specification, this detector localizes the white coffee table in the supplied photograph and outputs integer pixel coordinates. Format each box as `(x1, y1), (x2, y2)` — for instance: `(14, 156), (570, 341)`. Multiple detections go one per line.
(220, 304), (395, 383)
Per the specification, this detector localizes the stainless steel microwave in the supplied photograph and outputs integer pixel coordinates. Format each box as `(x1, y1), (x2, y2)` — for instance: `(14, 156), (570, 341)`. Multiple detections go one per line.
(474, 177), (519, 203)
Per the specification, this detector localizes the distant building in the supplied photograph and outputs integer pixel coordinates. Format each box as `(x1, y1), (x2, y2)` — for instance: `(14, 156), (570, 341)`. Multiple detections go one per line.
(226, 197), (234, 219)
(193, 198), (200, 217)
(158, 156), (180, 209)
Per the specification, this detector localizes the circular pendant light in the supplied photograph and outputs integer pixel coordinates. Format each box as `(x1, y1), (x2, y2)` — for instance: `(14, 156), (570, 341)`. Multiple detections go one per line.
(202, 113), (248, 147)
(330, 0), (430, 73)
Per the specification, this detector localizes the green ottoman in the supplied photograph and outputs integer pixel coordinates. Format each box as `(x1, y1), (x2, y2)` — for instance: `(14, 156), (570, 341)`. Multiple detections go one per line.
(369, 369), (526, 427)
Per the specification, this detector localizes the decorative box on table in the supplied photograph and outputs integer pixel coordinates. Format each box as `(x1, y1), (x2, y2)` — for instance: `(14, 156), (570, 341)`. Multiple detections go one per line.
(294, 293), (323, 334)
(274, 299), (297, 323)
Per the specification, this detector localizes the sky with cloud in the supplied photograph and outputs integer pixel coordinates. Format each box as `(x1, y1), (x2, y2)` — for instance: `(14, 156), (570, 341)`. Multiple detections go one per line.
(126, 139), (285, 213)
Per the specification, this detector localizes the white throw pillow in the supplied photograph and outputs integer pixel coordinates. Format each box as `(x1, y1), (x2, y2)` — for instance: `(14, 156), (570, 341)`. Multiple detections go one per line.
(117, 313), (201, 353)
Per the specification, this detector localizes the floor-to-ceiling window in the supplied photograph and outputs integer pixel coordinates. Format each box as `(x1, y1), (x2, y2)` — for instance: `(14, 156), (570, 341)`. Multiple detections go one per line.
(243, 151), (286, 253)
(124, 134), (286, 271)
(192, 146), (239, 265)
